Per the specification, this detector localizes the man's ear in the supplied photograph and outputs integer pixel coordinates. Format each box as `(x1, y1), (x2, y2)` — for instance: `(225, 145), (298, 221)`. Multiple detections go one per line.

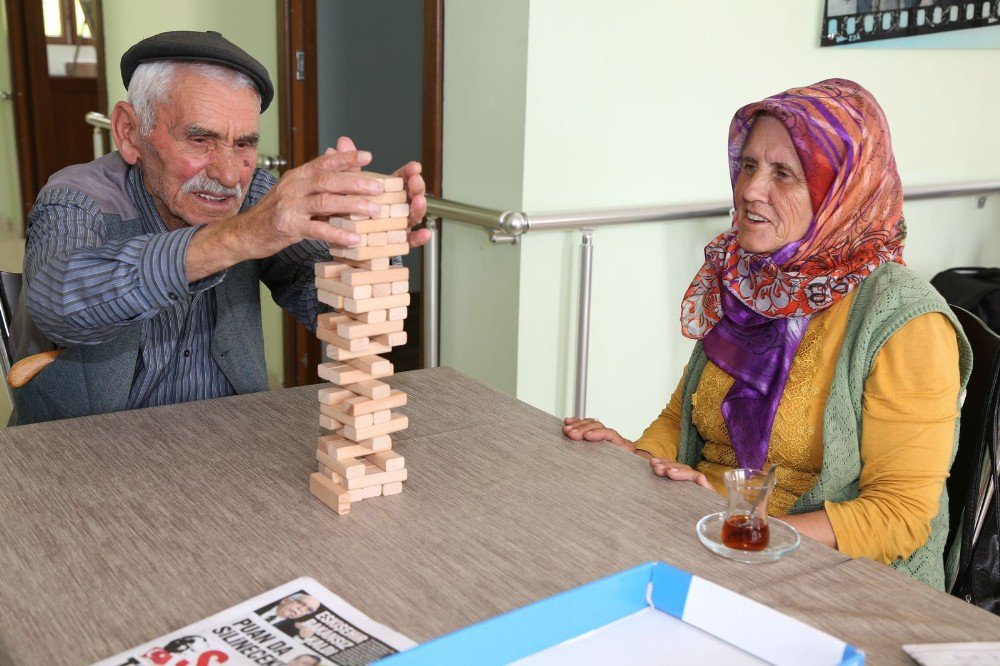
(111, 101), (142, 165)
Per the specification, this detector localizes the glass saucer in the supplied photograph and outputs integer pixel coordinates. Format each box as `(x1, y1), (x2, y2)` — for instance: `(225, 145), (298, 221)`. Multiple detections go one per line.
(696, 511), (800, 564)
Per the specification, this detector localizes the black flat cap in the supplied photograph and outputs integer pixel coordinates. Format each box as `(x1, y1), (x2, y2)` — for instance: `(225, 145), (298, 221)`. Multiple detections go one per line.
(121, 30), (274, 112)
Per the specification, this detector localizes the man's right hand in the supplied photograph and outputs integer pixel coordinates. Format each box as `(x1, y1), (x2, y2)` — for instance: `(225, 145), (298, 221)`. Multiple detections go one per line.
(185, 149), (387, 282)
(562, 417), (635, 453)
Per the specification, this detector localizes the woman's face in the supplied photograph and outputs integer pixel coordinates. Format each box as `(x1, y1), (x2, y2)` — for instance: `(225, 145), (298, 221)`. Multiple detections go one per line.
(733, 115), (813, 255)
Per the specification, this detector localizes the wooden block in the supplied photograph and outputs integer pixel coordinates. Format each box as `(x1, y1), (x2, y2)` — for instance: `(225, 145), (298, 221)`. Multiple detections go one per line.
(325, 341), (391, 362)
(346, 354), (392, 375)
(317, 465), (365, 502)
(371, 283), (392, 298)
(389, 203), (409, 218)
(381, 481), (403, 496)
(319, 413), (342, 431)
(363, 190), (407, 205)
(388, 307), (408, 321)
(342, 466), (408, 491)
(332, 217), (409, 234)
(316, 449), (366, 479)
(351, 379), (391, 400)
(337, 318), (404, 340)
(356, 309), (387, 324)
(343, 293), (410, 314)
(362, 484), (383, 499)
(386, 229), (407, 245)
(366, 232), (389, 247)
(320, 403), (375, 429)
(359, 434), (392, 451)
(316, 277), (372, 300)
(317, 324), (369, 352)
(318, 386), (355, 406)
(309, 473), (350, 515)
(315, 262), (348, 279)
(357, 171), (404, 192)
(317, 312), (349, 329)
(343, 390), (407, 416)
(341, 256), (391, 271)
(316, 291), (344, 309)
(371, 409), (391, 425)
(343, 414), (408, 441)
(317, 435), (376, 460)
(318, 362), (390, 385)
(391, 281), (409, 295)
(370, 449), (405, 472)
(341, 268), (408, 287)
(374, 331), (407, 347)
(329, 243), (410, 262)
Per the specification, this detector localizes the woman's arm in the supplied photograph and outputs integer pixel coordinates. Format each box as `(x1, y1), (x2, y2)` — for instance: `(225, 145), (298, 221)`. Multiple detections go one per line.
(823, 311), (961, 563)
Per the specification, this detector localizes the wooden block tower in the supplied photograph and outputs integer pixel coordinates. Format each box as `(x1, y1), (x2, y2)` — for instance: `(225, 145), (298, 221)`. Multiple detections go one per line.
(309, 171), (411, 515)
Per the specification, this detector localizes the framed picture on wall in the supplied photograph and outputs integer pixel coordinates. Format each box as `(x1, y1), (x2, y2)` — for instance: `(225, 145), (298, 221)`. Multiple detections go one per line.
(822, 0), (1000, 46)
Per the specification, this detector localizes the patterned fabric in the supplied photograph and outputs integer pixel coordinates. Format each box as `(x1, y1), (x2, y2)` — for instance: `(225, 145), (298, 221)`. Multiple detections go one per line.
(24, 161), (328, 409)
(680, 78), (906, 338)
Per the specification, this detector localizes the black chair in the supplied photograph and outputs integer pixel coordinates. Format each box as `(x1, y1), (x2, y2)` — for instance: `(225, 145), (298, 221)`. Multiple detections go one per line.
(946, 305), (1000, 610)
(0, 271), (21, 395)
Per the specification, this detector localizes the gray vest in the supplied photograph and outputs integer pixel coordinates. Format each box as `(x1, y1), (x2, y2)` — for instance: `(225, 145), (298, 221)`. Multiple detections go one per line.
(11, 154), (269, 425)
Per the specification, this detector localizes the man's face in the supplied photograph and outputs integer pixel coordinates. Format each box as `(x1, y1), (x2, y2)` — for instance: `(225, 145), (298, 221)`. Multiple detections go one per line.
(136, 67), (260, 228)
(276, 596), (315, 619)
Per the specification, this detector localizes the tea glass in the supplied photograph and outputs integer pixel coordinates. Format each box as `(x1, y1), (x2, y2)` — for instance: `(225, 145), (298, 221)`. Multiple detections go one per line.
(721, 468), (776, 552)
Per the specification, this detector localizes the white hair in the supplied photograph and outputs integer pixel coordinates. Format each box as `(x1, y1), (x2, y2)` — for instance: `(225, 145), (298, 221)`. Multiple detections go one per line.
(126, 61), (259, 135)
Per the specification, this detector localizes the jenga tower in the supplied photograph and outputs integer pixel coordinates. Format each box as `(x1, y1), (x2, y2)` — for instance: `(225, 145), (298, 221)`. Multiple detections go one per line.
(309, 171), (411, 515)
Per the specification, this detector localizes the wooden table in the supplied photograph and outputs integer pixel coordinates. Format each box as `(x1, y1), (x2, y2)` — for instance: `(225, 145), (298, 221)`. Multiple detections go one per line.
(0, 367), (997, 664)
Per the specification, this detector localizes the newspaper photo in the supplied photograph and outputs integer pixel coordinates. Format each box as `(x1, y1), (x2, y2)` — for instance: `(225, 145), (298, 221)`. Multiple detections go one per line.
(94, 577), (415, 666)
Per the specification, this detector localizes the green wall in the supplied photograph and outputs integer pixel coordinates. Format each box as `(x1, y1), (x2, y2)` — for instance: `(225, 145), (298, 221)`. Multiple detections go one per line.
(441, 1), (1000, 439)
(0, 0), (22, 236)
(439, 0), (530, 395)
(102, 0), (285, 389)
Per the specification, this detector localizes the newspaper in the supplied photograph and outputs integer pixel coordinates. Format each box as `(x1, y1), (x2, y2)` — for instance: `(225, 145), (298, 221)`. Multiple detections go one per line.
(94, 577), (415, 666)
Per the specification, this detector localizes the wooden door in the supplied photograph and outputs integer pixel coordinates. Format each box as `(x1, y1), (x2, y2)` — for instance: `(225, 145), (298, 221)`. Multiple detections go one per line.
(277, 0), (443, 388)
(5, 0), (106, 226)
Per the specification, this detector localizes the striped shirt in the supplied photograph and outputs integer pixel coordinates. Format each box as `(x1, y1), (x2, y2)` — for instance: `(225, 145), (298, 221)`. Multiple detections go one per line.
(24, 164), (328, 409)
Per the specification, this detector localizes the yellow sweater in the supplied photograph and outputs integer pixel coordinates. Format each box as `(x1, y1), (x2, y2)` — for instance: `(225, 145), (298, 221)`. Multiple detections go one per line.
(634, 291), (961, 564)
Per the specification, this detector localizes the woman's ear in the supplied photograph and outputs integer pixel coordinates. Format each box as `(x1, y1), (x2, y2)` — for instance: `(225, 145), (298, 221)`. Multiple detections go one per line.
(111, 101), (141, 165)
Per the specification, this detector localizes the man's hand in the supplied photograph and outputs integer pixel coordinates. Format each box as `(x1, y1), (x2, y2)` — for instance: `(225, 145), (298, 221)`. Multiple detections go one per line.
(333, 136), (430, 248)
(562, 417), (635, 453)
(186, 147), (386, 281)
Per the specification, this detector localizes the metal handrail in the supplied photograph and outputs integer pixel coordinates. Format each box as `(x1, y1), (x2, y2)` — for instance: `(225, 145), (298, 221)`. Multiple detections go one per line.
(427, 181), (1000, 415)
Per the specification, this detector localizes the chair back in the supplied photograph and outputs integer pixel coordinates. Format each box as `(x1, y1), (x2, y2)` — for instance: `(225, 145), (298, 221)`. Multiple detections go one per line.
(947, 305), (1000, 593)
(0, 271), (21, 379)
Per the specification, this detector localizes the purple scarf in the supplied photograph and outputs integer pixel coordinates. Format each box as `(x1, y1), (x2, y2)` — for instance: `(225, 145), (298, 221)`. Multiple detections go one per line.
(702, 287), (808, 470)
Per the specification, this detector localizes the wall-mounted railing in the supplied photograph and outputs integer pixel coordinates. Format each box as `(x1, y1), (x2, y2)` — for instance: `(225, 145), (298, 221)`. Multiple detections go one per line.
(86, 112), (1000, 416)
(426, 180), (1000, 417)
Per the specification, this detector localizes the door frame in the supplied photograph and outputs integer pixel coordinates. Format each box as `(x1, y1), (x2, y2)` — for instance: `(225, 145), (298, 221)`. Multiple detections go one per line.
(276, 0), (443, 387)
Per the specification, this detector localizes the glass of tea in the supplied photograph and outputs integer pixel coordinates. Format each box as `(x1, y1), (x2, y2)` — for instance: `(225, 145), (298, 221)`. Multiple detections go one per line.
(721, 467), (776, 552)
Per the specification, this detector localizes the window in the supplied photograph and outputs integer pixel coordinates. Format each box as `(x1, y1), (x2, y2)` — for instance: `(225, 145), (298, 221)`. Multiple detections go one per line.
(43, 0), (94, 45)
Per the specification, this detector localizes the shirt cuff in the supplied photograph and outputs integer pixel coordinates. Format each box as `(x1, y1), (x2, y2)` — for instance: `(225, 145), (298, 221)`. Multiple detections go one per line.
(138, 226), (227, 306)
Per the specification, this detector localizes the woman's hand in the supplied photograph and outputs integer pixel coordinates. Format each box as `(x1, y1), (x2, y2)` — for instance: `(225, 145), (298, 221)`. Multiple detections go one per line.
(648, 458), (713, 490)
(562, 417), (635, 453)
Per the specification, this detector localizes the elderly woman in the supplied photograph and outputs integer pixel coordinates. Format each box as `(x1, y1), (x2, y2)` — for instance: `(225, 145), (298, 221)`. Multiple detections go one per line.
(564, 79), (971, 589)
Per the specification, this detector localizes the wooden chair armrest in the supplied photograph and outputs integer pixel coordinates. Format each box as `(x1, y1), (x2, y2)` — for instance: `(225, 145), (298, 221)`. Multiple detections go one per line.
(8, 350), (63, 388)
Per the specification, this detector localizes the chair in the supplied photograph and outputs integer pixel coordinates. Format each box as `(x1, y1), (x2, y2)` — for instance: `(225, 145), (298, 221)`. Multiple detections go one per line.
(946, 305), (1000, 604)
(0, 271), (62, 399)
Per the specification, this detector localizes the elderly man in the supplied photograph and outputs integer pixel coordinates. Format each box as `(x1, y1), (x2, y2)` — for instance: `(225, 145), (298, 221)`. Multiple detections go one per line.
(10, 30), (428, 425)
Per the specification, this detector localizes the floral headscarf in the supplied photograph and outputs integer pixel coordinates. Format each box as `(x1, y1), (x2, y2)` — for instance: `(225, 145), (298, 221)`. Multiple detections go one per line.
(681, 78), (906, 340)
(680, 79), (906, 470)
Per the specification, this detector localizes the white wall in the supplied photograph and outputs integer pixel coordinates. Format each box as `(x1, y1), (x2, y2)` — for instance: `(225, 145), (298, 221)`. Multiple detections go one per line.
(442, 1), (1000, 440)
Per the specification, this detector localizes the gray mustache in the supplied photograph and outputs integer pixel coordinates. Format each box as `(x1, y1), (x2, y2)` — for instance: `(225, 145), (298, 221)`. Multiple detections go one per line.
(181, 173), (243, 199)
